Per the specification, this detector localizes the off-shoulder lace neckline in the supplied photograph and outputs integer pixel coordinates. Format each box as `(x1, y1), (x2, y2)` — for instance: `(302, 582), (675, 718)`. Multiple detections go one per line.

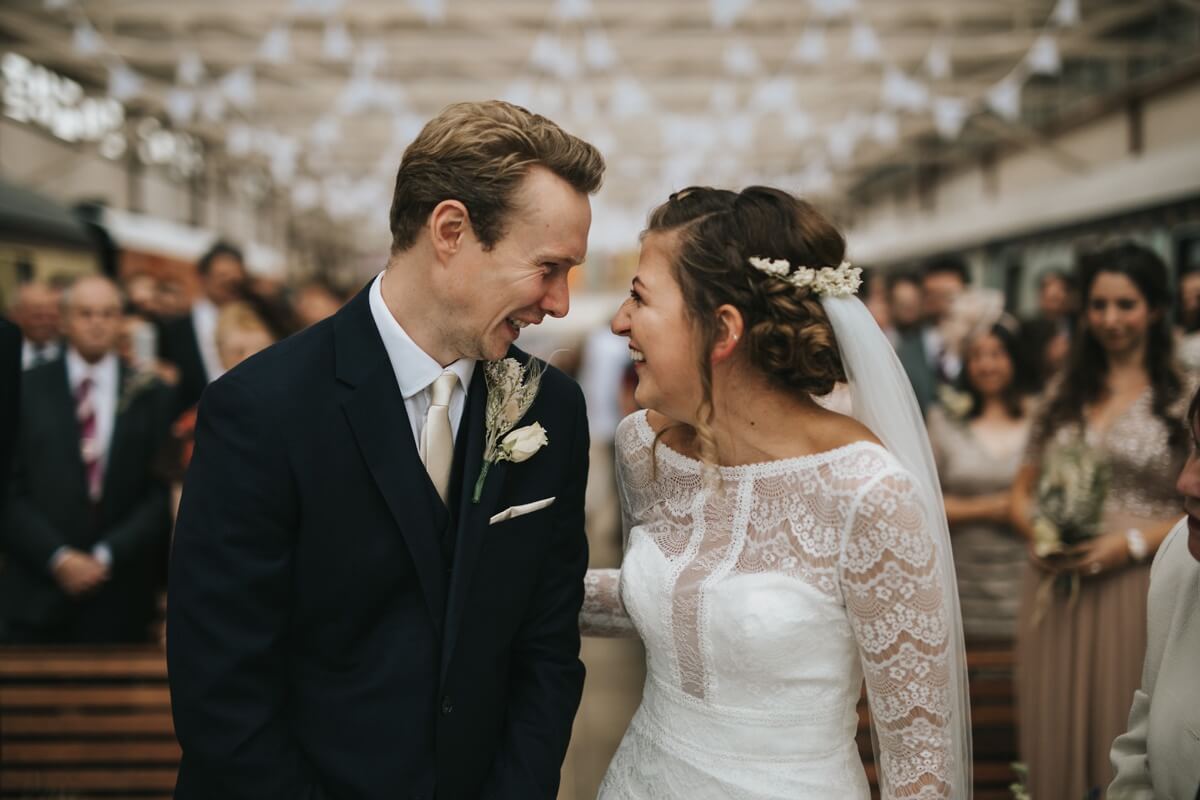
(629, 409), (890, 478)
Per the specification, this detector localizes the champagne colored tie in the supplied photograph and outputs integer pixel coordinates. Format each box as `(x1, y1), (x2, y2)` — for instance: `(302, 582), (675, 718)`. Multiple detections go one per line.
(420, 370), (457, 506)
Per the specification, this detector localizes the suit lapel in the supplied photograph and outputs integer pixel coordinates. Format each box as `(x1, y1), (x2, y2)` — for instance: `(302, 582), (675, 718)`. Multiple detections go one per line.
(100, 363), (134, 503)
(335, 286), (446, 631)
(440, 356), (514, 681)
(46, 359), (90, 500)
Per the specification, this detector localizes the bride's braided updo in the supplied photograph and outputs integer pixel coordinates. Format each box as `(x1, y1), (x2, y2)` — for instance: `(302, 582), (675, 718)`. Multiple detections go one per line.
(644, 186), (849, 467)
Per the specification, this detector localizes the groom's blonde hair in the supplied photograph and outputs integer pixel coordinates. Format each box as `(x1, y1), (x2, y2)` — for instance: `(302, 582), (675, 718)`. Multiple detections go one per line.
(389, 100), (605, 254)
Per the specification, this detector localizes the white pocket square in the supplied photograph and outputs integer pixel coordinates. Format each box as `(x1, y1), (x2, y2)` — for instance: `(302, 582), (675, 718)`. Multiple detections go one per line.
(489, 497), (556, 525)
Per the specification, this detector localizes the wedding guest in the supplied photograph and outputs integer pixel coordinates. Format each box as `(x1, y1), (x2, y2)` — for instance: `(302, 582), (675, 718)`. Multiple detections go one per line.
(1020, 268), (1077, 392)
(921, 255), (969, 384)
(166, 302), (277, 516)
(158, 241), (247, 415)
(1010, 241), (1193, 800)
(1175, 267), (1200, 371)
(1108, 385), (1200, 799)
(858, 267), (890, 331)
(0, 275), (172, 643)
(928, 320), (1030, 641)
(887, 272), (936, 414)
(10, 281), (62, 369)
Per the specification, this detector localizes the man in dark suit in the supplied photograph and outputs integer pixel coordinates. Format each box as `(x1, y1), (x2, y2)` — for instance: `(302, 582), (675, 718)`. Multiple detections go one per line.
(167, 101), (604, 799)
(158, 240), (247, 415)
(0, 276), (171, 643)
(0, 317), (19, 515)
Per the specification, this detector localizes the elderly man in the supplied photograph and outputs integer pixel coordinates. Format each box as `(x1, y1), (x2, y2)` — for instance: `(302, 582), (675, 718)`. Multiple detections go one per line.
(0, 275), (172, 643)
(9, 281), (62, 369)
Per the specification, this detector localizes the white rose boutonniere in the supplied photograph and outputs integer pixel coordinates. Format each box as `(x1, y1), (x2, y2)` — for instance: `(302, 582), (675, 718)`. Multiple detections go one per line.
(500, 423), (548, 463)
(473, 357), (547, 503)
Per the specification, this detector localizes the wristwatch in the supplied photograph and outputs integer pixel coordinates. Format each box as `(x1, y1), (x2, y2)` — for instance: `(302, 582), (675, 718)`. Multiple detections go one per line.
(1125, 528), (1149, 563)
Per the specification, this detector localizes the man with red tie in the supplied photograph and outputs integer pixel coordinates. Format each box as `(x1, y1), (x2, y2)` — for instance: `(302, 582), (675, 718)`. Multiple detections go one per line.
(0, 275), (172, 643)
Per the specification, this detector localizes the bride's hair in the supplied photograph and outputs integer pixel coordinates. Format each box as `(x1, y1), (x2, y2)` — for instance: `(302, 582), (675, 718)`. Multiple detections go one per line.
(644, 186), (848, 466)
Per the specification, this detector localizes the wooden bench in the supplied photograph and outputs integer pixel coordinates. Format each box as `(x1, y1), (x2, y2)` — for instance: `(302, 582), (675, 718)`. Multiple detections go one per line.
(857, 640), (1019, 800)
(0, 646), (177, 798)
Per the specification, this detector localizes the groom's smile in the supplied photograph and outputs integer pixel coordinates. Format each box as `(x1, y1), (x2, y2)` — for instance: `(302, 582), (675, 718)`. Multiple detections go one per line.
(453, 165), (592, 362)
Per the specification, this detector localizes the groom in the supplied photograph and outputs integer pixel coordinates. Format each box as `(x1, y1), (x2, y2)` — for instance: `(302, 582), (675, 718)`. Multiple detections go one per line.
(167, 101), (604, 799)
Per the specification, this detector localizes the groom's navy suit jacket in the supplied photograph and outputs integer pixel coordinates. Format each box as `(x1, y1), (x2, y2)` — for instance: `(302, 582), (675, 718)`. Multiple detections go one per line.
(167, 283), (590, 799)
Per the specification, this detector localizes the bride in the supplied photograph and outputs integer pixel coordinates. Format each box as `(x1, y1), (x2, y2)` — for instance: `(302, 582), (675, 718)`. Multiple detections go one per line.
(581, 186), (972, 799)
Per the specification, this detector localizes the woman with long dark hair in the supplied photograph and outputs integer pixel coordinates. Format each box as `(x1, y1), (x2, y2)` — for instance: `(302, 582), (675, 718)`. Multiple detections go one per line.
(1011, 241), (1193, 800)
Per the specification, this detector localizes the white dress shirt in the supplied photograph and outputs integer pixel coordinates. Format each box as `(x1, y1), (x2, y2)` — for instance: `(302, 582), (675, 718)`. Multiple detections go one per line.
(192, 297), (225, 383)
(22, 339), (61, 370)
(367, 272), (475, 450)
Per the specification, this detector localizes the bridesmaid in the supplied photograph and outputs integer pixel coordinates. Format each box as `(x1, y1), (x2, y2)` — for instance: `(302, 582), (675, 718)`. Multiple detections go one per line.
(928, 321), (1030, 642)
(1011, 242), (1192, 800)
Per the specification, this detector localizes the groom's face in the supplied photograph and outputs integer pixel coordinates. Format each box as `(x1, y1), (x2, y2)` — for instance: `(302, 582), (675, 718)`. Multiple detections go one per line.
(448, 166), (591, 361)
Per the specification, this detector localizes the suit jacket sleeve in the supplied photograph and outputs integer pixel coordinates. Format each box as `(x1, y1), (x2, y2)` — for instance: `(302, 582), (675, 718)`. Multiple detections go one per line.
(481, 388), (590, 798)
(3, 380), (69, 570)
(167, 373), (330, 799)
(1108, 535), (1171, 799)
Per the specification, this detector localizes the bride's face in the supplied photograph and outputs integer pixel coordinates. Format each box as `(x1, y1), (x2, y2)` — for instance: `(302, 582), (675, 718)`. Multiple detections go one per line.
(611, 231), (702, 422)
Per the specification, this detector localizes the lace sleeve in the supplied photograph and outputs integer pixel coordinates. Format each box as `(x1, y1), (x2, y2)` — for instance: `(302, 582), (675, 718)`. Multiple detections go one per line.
(841, 469), (956, 800)
(580, 568), (636, 637)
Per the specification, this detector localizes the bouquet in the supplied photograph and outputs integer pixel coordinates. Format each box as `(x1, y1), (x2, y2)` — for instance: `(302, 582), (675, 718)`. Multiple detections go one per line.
(1031, 439), (1109, 558)
(1030, 438), (1110, 616)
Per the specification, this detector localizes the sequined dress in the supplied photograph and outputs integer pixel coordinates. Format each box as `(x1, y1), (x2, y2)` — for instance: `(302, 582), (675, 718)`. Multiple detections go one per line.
(581, 411), (959, 799)
(1016, 385), (1191, 800)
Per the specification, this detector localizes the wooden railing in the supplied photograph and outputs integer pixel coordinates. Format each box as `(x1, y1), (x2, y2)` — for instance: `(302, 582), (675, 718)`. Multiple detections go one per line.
(0, 646), (177, 798)
(1, 642), (1017, 798)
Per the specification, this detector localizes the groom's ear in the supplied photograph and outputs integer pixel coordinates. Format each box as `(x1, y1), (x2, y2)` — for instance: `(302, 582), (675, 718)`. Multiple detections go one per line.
(711, 304), (744, 365)
(428, 200), (471, 263)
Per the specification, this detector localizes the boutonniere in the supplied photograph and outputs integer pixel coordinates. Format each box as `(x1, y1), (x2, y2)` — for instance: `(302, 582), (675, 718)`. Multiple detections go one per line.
(118, 369), (158, 413)
(472, 357), (547, 503)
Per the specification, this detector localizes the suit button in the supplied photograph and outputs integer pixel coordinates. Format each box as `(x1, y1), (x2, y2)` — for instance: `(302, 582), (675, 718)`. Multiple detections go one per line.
(441, 695), (453, 715)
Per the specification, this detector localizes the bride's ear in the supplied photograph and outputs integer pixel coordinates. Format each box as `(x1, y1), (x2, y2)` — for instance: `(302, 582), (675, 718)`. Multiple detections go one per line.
(711, 305), (744, 364)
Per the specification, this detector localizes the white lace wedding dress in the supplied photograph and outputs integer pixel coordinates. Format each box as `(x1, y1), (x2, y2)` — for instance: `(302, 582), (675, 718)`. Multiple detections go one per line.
(582, 411), (957, 799)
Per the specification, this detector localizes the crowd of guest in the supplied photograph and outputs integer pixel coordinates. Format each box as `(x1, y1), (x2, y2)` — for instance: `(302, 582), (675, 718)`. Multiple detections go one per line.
(3, 236), (1199, 796)
(0, 242), (351, 645)
(871, 242), (1199, 798)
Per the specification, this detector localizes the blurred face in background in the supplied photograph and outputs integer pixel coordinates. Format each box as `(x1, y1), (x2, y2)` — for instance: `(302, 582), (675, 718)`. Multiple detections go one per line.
(125, 273), (159, 316)
(218, 326), (274, 372)
(1179, 271), (1200, 331)
(864, 276), (890, 331)
(155, 278), (189, 318)
(965, 332), (1014, 399)
(294, 284), (343, 328)
(889, 280), (923, 330)
(202, 254), (247, 307)
(1085, 271), (1155, 361)
(13, 282), (60, 344)
(922, 270), (965, 324)
(1038, 275), (1072, 322)
(63, 277), (122, 363)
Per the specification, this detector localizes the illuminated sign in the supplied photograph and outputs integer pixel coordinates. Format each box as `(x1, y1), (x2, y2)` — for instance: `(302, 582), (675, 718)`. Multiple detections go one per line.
(2, 52), (203, 177)
(1, 51), (124, 142)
